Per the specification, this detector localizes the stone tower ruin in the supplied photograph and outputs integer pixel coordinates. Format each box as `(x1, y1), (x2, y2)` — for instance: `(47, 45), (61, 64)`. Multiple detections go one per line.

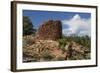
(36, 20), (62, 40)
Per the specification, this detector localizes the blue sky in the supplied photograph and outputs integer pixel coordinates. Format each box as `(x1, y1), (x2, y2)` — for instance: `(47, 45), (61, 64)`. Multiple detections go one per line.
(23, 10), (91, 36)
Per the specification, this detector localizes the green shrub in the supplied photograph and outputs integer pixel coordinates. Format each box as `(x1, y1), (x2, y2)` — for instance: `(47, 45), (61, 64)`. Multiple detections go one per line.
(23, 37), (35, 46)
(41, 50), (54, 61)
(23, 16), (36, 36)
(58, 38), (67, 49)
(63, 35), (91, 49)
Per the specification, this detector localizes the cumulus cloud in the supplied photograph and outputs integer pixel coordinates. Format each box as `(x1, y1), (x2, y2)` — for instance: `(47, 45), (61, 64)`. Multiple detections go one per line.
(62, 14), (91, 36)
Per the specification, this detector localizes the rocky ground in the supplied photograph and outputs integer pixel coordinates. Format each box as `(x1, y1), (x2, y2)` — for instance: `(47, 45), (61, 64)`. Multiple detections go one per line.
(23, 35), (90, 62)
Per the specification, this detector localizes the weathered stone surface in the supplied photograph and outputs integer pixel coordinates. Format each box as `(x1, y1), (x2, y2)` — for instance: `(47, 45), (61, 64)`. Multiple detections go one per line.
(23, 40), (66, 62)
(36, 20), (62, 40)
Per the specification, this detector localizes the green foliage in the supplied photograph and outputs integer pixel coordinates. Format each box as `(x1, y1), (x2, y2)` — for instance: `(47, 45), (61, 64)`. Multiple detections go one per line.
(41, 50), (54, 61)
(23, 16), (36, 36)
(58, 38), (67, 49)
(64, 35), (91, 48)
(23, 37), (35, 46)
(84, 53), (91, 59)
(69, 53), (84, 60)
(68, 51), (90, 60)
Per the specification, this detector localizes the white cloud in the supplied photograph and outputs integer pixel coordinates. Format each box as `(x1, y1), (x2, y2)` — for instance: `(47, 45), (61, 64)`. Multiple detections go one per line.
(62, 14), (91, 36)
